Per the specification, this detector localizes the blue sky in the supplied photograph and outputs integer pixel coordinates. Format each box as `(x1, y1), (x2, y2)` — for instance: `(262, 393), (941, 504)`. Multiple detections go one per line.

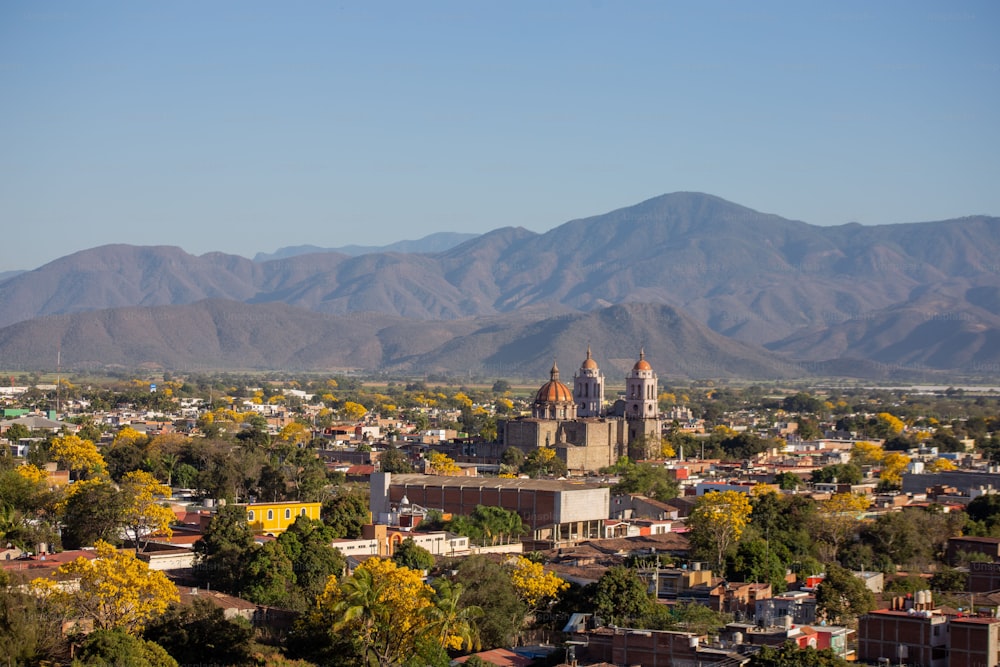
(2, 0), (998, 271)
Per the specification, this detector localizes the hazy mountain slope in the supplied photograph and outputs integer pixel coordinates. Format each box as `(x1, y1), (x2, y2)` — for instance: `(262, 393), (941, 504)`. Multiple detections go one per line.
(0, 301), (800, 378)
(253, 231), (479, 261)
(0, 246), (265, 329)
(1, 193), (998, 374)
(403, 303), (804, 379)
(767, 279), (1000, 373)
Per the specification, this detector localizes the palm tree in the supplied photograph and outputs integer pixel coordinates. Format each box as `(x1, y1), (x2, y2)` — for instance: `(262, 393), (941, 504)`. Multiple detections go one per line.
(161, 452), (180, 487)
(427, 580), (482, 653)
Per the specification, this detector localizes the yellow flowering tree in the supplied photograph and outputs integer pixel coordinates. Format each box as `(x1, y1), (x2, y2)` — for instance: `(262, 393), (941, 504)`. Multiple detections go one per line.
(688, 490), (753, 573)
(50, 434), (106, 480)
(426, 451), (461, 476)
(342, 401), (367, 421)
(14, 463), (48, 486)
(877, 412), (905, 436)
(880, 452), (911, 487)
(507, 556), (568, 612)
(928, 458), (957, 472)
(850, 441), (885, 467)
(119, 471), (175, 553)
(813, 493), (871, 561)
(30, 540), (178, 634)
(317, 557), (474, 666)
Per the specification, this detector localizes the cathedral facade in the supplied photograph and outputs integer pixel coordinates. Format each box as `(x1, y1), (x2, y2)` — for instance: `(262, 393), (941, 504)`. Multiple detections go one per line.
(500, 350), (663, 474)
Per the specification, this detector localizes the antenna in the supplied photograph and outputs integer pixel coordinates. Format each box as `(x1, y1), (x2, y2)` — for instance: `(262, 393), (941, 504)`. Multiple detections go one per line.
(55, 343), (61, 416)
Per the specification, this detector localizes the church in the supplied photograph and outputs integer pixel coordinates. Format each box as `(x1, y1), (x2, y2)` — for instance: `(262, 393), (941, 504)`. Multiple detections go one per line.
(500, 349), (663, 473)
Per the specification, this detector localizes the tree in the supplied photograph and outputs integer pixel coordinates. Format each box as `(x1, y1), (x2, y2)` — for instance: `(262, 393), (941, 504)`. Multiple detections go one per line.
(193, 504), (255, 593)
(49, 433), (106, 480)
(31, 540), (179, 634)
(879, 451), (910, 487)
(318, 557), (458, 667)
(688, 490), (753, 573)
(74, 628), (178, 667)
(507, 555), (569, 612)
(454, 555), (527, 649)
(0, 582), (65, 666)
(928, 457), (957, 472)
(322, 488), (370, 538)
(594, 566), (653, 626)
(749, 640), (850, 667)
(501, 446), (525, 470)
(4, 422), (30, 444)
(60, 477), (126, 549)
(379, 445), (414, 473)
(849, 441), (884, 467)
(242, 540), (297, 606)
(342, 401), (367, 421)
(520, 447), (567, 478)
(393, 537), (436, 571)
(426, 451), (461, 476)
(120, 470), (176, 553)
(611, 462), (679, 501)
(143, 598), (256, 667)
(772, 472), (803, 490)
(427, 579), (482, 653)
(815, 564), (875, 625)
(810, 463), (862, 485)
(812, 493), (870, 562)
(277, 515), (345, 607)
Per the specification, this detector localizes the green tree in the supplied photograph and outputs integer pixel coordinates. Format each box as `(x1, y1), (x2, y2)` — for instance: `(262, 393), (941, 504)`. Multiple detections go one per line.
(277, 515), (346, 607)
(611, 462), (679, 501)
(0, 582), (65, 667)
(143, 598), (256, 667)
(393, 537), (436, 571)
(815, 564), (875, 625)
(520, 447), (567, 478)
(74, 628), (177, 667)
(3, 423), (30, 444)
(772, 472), (803, 490)
(810, 463), (862, 485)
(749, 640), (850, 667)
(379, 446), (413, 473)
(455, 555), (527, 649)
(594, 566), (653, 626)
(193, 504), (255, 594)
(60, 478), (126, 549)
(242, 540), (296, 606)
(322, 488), (371, 538)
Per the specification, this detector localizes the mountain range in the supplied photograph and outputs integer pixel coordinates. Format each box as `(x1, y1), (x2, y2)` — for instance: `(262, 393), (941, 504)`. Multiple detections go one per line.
(2, 192), (998, 379)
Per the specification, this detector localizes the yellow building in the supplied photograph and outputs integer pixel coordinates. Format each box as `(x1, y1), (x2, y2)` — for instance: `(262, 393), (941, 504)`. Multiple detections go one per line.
(244, 501), (322, 536)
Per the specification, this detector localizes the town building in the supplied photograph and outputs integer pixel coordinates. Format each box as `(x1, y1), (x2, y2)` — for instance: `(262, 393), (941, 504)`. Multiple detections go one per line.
(243, 501), (322, 536)
(371, 472), (609, 550)
(501, 350), (664, 473)
(857, 600), (949, 667)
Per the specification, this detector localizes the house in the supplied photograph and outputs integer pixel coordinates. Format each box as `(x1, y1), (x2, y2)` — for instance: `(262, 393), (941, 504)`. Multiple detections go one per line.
(243, 501), (322, 536)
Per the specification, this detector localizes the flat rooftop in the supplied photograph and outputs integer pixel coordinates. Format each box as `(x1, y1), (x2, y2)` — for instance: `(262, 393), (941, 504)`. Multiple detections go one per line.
(388, 474), (607, 492)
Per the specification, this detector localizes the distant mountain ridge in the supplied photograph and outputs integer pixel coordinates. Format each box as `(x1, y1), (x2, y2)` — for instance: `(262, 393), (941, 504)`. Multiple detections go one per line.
(252, 231), (479, 261)
(0, 192), (997, 378)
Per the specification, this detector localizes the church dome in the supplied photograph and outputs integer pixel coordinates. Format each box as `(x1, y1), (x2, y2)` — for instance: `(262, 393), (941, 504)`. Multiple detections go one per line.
(580, 346), (598, 370)
(535, 361), (574, 403)
(633, 349), (652, 371)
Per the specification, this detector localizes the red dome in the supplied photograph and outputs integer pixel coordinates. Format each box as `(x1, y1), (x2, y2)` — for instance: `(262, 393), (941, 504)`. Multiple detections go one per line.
(535, 361), (574, 403)
(633, 349), (652, 371)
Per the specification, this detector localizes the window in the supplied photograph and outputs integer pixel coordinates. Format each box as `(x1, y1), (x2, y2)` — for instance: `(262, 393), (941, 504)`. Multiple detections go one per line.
(285, 509), (291, 519)
(301, 508), (307, 516)
(248, 511), (255, 521)
(267, 510), (274, 521)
